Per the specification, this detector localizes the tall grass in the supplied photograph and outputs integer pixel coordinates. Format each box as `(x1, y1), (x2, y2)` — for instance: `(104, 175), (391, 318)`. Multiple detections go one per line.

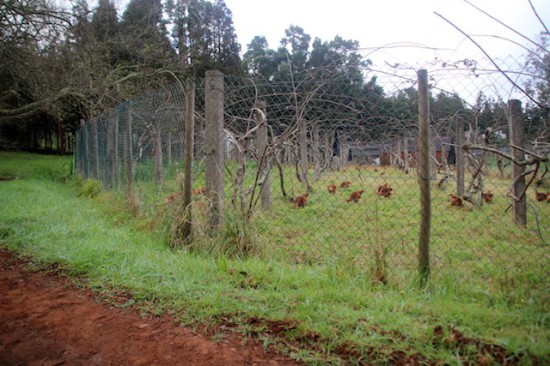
(0, 151), (548, 365)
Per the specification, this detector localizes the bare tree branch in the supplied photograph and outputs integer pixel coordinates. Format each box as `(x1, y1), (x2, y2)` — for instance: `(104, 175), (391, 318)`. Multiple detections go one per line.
(0, 88), (84, 118)
(463, 143), (548, 167)
(463, 0), (548, 52)
(528, 0), (549, 35)
(434, 11), (547, 109)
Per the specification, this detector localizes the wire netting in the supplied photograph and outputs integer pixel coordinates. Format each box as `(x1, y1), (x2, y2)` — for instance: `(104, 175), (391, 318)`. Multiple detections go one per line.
(75, 53), (549, 296)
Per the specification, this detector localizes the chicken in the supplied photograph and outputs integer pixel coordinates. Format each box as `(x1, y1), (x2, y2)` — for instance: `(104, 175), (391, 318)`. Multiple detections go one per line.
(164, 192), (182, 204)
(482, 191), (494, 203)
(293, 193), (309, 208)
(192, 186), (207, 195)
(377, 183), (393, 198)
(327, 184), (336, 194)
(536, 191), (548, 202)
(340, 181), (351, 188)
(449, 194), (463, 207)
(346, 190), (364, 203)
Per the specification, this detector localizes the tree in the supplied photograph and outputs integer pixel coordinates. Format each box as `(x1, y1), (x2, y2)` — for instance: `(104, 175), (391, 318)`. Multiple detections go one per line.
(280, 25), (310, 75)
(120, 0), (175, 71)
(0, 0), (78, 151)
(91, 0), (118, 42)
(243, 36), (277, 80)
(525, 31), (550, 143)
(169, 0), (242, 77)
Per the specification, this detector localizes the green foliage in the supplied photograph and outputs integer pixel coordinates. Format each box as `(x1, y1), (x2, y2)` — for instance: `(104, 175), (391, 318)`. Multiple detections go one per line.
(168, 0), (242, 77)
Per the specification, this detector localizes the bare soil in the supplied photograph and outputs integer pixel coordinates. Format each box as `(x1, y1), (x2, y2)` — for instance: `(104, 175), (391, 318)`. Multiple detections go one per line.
(0, 249), (301, 366)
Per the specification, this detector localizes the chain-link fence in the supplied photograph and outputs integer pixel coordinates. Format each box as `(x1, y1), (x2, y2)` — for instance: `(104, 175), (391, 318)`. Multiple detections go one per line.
(75, 54), (549, 297)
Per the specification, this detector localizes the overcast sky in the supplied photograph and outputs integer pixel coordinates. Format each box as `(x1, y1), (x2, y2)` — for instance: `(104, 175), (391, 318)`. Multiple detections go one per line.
(223, 0), (549, 63)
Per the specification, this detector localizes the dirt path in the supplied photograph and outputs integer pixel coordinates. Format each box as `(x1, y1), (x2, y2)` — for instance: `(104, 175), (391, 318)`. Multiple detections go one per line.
(0, 250), (301, 366)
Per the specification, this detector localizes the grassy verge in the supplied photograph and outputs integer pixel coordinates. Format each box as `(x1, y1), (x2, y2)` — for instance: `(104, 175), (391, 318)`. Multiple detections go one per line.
(0, 151), (548, 365)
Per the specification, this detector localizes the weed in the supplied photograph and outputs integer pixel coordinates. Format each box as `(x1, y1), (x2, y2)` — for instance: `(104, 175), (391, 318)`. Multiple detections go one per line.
(78, 179), (101, 198)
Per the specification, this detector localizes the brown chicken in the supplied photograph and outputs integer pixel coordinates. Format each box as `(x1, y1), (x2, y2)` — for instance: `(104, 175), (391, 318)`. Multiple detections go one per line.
(346, 190), (364, 203)
(482, 191), (494, 203)
(327, 184), (337, 194)
(340, 181), (351, 188)
(449, 194), (463, 207)
(293, 193), (309, 208)
(192, 186), (207, 195)
(377, 183), (393, 198)
(536, 191), (548, 202)
(164, 192), (182, 204)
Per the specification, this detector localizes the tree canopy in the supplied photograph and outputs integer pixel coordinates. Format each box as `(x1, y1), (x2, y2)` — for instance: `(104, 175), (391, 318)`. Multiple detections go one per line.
(0, 0), (546, 153)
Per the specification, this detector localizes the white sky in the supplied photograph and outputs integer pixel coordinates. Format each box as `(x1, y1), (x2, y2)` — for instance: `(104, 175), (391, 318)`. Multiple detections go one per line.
(223, 0), (549, 63)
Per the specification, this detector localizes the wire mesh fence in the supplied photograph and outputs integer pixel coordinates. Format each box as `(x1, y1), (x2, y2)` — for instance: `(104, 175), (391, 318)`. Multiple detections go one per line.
(74, 53), (549, 296)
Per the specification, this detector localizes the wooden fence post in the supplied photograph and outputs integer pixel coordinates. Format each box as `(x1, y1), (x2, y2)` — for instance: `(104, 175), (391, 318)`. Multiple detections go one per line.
(81, 119), (90, 178)
(180, 79), (195, 243)
(456, 117), (465, 196)
(205, 70), (225, 230)
(113, 113), (120, 187)
(323, 131), (331, 170)
(417, 69), (431, 286)
(404, 137), (410, 172)
(508, 99), (527, 226)
(106, 114), (115, 188)
(299, 118), (311, 190)
(91, 118), (100, 180)
(313, 125), (321, 179)
(125, 105), (135, 199)
(166, 131), (172, 167)
(153, 128), (164, 187)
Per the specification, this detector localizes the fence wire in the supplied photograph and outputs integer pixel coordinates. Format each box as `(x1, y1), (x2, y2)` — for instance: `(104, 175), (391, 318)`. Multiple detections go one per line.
(75, 54), (549, 296)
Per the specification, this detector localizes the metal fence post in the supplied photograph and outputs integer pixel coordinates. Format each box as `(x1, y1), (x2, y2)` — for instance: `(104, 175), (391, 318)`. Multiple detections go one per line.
(508, 99), (527, 226)
(205, 70), (225, 231)
(417, 69), (431, 286)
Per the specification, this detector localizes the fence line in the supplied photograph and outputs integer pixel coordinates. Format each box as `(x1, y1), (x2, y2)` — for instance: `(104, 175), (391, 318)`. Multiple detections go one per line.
(74, 57), (549, 297)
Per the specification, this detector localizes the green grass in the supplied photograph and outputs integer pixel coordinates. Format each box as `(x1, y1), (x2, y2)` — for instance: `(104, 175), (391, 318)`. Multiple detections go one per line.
(0, 151), (548, 365)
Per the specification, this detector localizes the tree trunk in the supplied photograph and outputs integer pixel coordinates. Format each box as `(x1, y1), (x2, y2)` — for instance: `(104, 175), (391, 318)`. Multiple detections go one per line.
(255, 101), (272, 210)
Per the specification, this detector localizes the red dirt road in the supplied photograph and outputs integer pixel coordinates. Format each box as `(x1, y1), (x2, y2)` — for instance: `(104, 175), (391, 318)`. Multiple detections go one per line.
(0, 250), (300, 366)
